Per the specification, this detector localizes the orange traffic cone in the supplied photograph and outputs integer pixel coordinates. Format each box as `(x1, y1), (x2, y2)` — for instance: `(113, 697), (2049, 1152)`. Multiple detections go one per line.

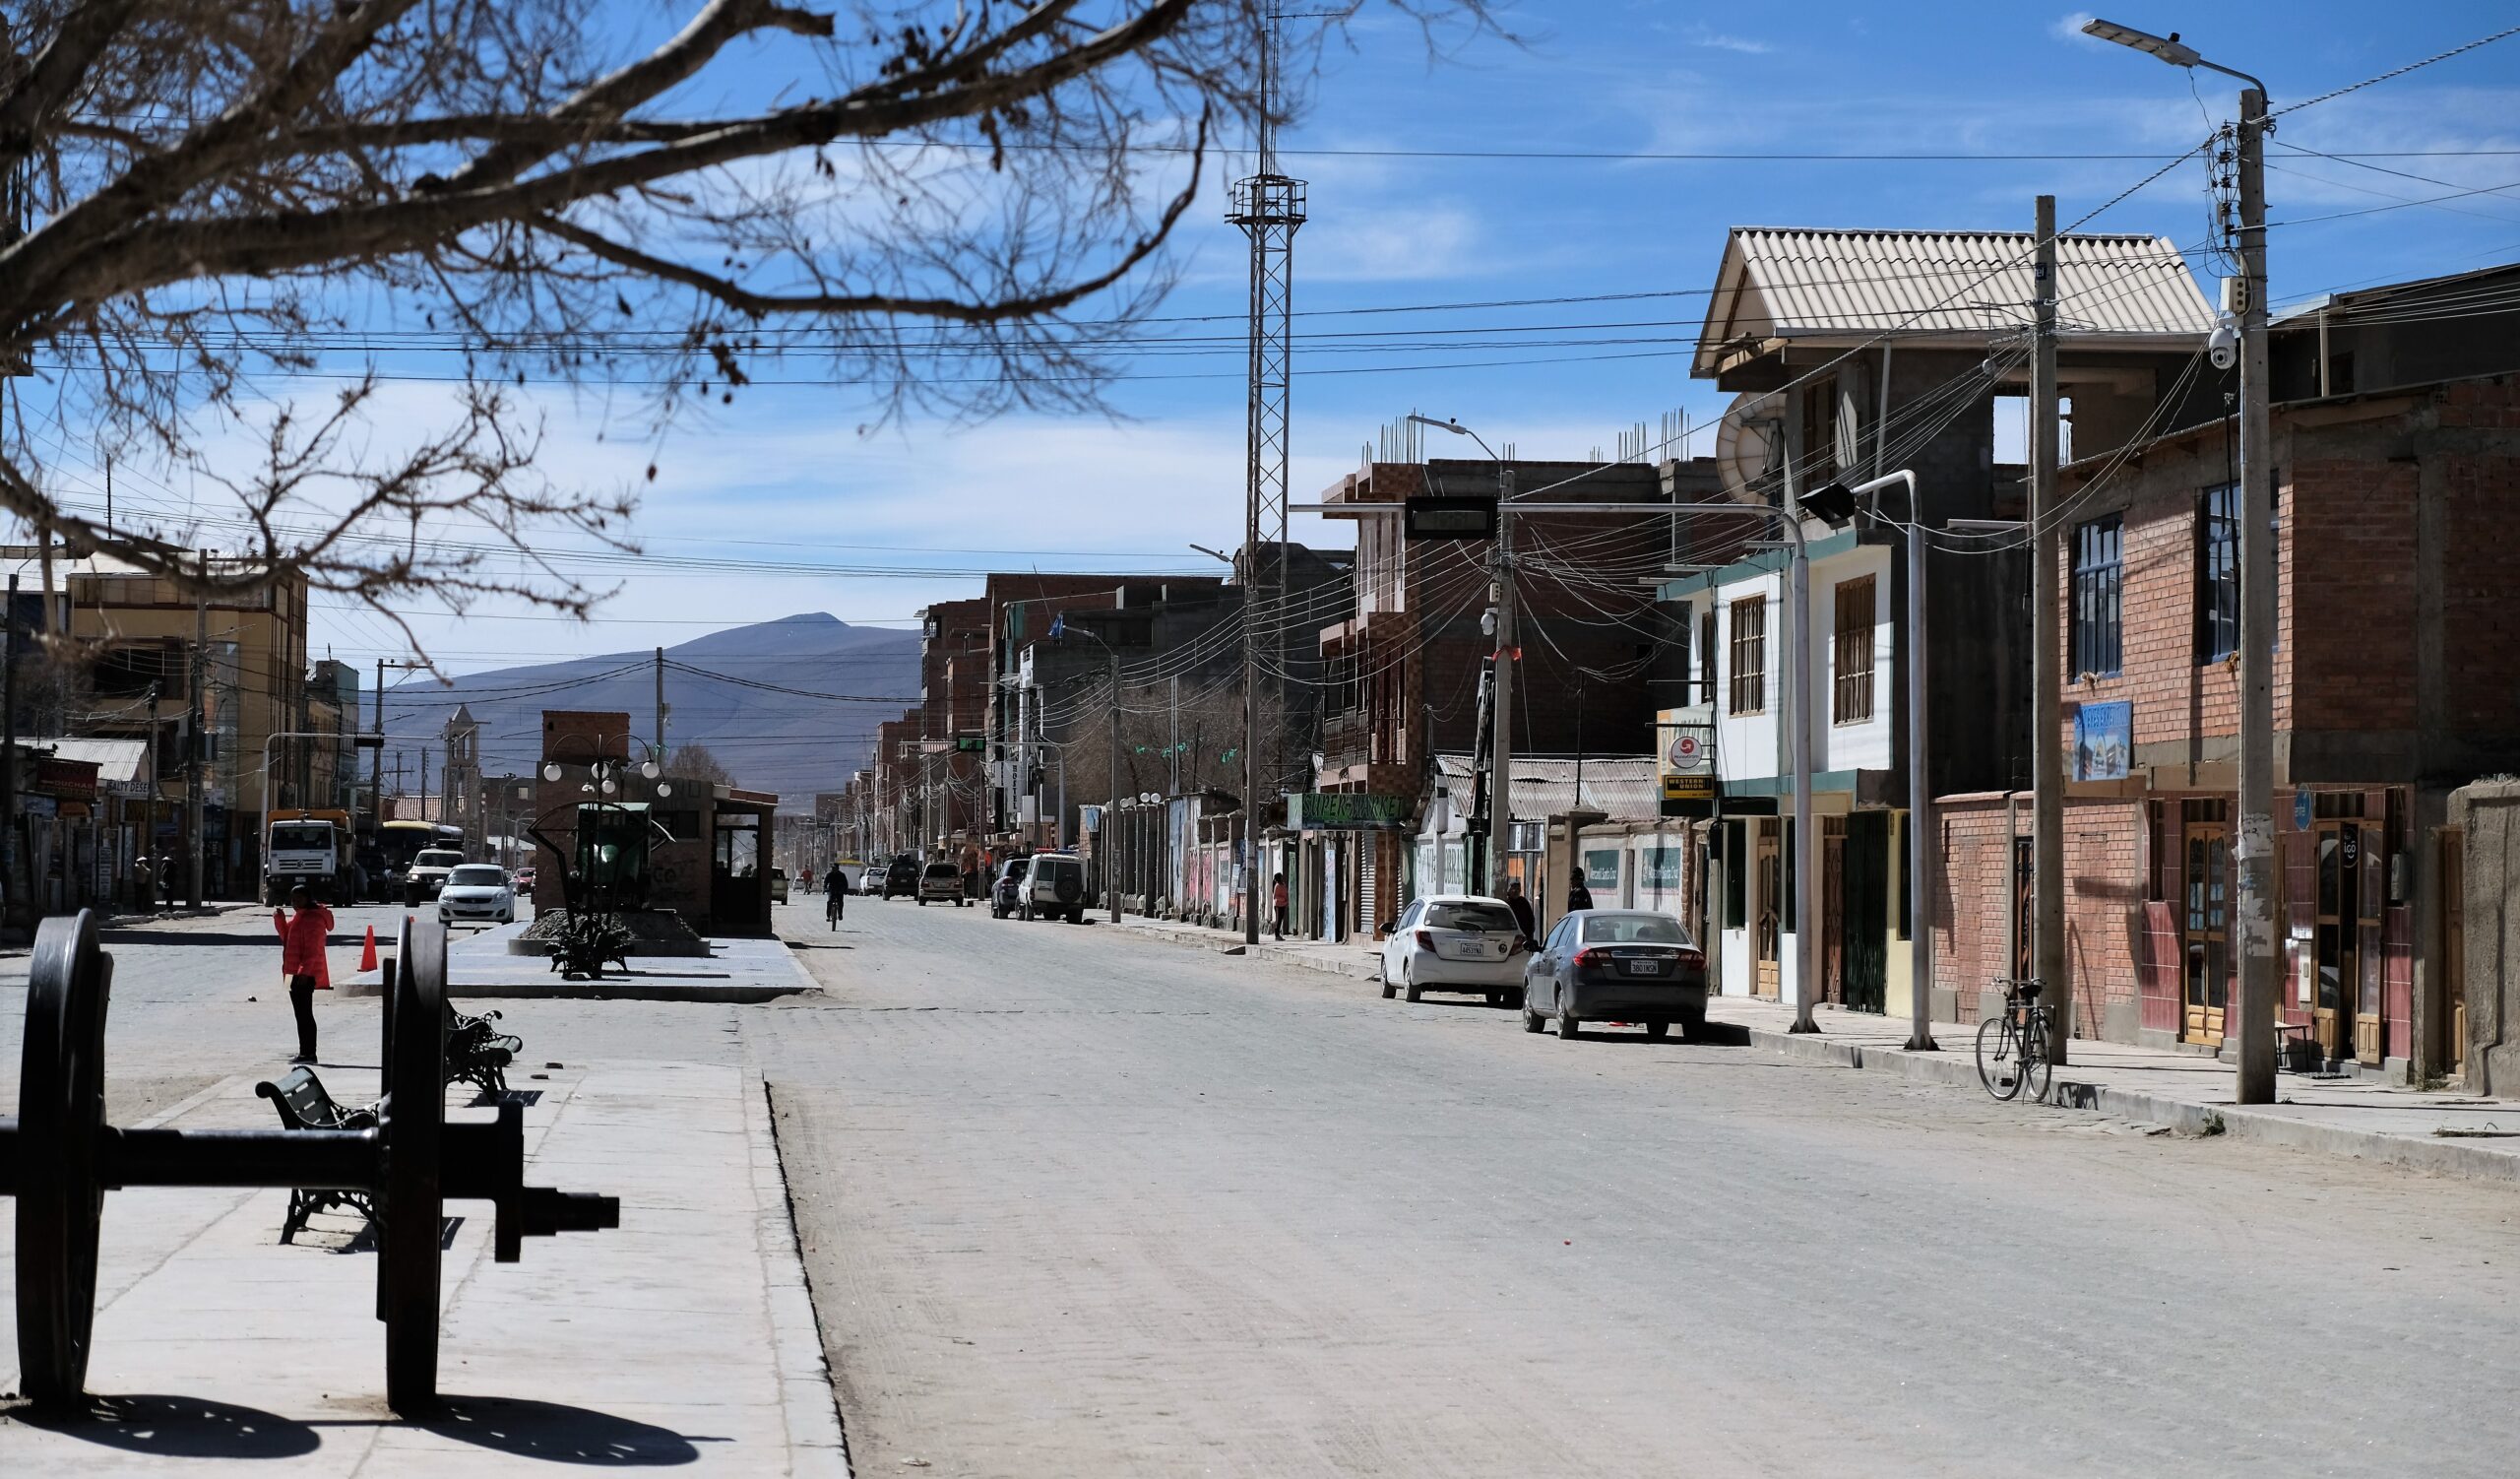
(359, 925), (379, 974)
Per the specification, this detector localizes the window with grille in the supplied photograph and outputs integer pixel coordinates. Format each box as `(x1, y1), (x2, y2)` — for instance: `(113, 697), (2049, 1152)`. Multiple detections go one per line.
(1729, 597), (1767, 715)
(2198, 483), (2239, 663)
(2071, 514), (2123, 678)
(1833, 575), (1875, 723)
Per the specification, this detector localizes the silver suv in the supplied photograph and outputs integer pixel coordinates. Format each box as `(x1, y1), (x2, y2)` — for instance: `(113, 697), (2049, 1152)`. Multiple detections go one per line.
(1019, 853), (1088, 924)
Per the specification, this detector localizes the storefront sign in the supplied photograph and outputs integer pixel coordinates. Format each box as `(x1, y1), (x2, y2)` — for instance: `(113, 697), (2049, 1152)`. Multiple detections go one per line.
(1583, 848), (1622, 891)
(1643, 845), (1683, 890)
(1287, 793), (1410, 830)
(1657, 706), (1716, 802)
(2071, 701), (2132, 782)
(103, 778), (154, 801)
(33, 756), (98, 802)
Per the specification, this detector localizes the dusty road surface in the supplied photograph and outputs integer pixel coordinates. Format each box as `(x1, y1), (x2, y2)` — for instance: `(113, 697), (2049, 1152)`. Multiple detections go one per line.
(767, 895), (2520, 1479)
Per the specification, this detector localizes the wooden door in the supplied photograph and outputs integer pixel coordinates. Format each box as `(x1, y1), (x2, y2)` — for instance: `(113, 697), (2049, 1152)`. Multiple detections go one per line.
(1821, 817), (1847, 1005)
(2182, 822), (2229, 1047)
(2355, 828), (2385, 1065)
(2312, 822), (2361, 1061)
(1753, 821), (1782, 998)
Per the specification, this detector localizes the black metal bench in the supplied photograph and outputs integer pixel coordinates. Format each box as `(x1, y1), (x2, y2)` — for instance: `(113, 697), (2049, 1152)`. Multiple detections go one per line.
(445, 1007), (523, 1096)
(253, 1066), (379, 1243)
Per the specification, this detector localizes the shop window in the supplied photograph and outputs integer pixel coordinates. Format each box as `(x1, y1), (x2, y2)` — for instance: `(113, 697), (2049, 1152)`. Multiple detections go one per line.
(1729, 596), (1767, 716)
(2071, 514), (2123, 678)
(1833, 576), (1875, 724)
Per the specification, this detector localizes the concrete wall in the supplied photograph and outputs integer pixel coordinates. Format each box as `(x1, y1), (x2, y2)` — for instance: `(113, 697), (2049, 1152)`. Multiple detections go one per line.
(2454, 780), (2520, 1095)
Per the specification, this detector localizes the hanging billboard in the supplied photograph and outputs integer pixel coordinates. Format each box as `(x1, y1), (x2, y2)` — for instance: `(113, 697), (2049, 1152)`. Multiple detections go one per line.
(1657, 706), (1716, 803)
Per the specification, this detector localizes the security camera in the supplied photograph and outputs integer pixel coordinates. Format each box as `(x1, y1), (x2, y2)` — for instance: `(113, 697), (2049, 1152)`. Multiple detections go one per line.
(2207, 318), (2238, 371)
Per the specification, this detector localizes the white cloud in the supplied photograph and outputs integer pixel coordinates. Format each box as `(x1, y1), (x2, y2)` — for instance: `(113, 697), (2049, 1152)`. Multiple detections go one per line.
(2054, 13), (2106, 47)
(1682, 26), (1771, 56)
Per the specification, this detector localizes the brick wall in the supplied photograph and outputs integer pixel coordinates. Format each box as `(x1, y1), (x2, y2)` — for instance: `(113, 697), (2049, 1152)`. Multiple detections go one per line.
(1936, 792), (2148, 1039)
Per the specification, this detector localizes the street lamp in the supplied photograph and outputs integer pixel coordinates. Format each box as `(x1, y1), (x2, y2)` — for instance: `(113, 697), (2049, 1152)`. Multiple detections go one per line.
(1187, 544), (1233, 565)
(1052, 613), (1124, 924)
(1406, 414), (1517, 898)
(2083, 16), (2280, 1105)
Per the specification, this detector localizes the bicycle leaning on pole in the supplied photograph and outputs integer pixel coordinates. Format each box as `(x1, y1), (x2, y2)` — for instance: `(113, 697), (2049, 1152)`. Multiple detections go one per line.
(1976, 977), (2053, 1102)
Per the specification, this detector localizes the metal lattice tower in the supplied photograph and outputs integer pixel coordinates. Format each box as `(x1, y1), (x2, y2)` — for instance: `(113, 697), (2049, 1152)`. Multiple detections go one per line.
(1228, 17), (1306, 940)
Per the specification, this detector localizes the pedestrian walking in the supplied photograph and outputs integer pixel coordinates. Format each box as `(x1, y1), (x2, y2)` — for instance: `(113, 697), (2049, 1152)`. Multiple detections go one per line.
(161, 857), (179, 909)
(1501, 876), (1537, 950)
(799, 865), (816, 896)
(273, 884), (335, 1064)
(1271, 871), (1289, 940)
(960, 839), (982, 901)
(1565, 876), (1595, 914)
(132, 855), (155, 914)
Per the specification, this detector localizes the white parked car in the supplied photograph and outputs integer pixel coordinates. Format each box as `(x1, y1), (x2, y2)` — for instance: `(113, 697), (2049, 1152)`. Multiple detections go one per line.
(1018, 852), (1088, 923)
(1378, 894), (1528, 1005)
(437, 864), (517, 926)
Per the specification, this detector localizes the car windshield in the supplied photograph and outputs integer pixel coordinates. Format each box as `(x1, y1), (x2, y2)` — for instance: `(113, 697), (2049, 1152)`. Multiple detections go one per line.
(1580, 914), (1690, 945)
(415, 851), (463, 868)
(925, 863), (960, 877)
(1425, 902), (1517, 932)
(271, 824), (331, 851)
(449, 866), (506, 887)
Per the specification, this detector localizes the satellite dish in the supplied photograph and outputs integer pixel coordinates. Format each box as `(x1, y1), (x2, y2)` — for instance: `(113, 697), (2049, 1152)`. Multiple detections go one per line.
(1714, 392), (1782, 503)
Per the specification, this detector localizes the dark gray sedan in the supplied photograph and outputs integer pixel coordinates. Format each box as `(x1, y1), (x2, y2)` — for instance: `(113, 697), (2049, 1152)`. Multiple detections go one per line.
(1521, 909), (1708, 1041)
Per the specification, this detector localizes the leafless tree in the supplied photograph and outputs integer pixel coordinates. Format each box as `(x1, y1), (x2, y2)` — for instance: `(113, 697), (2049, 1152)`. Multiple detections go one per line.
(0, 0), (1497, 649)
(663, 740), (732, 788)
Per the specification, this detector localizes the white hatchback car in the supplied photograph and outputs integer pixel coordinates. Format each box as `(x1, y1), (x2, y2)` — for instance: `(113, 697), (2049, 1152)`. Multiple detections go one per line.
(436, 864), (517, 926)
(1378, 894), (1528, 1005)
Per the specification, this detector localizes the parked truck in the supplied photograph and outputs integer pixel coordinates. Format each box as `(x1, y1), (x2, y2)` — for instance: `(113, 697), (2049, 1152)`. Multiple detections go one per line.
(265, 808), (354, 905)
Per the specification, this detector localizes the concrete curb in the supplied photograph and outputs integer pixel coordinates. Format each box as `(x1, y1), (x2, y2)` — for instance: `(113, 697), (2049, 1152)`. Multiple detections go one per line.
(750, 1075), (853, 1478)
(1725, 1022), (2520, 1186)
(1118, 916), (2520, 1186)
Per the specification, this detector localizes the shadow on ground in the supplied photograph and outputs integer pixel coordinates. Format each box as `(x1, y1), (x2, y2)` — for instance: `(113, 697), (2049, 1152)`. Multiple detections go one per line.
(7, 1391), (718, 1466)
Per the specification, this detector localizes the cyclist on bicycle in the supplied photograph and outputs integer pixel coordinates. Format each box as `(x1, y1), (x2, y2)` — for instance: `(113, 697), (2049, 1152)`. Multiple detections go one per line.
(825, 871), (846, 928)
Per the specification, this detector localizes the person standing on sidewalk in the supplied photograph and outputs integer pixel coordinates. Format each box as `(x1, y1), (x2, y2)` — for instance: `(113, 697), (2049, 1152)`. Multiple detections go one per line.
(133, 855), (155, 914)
(273, 884), (334, 1063)
(1502, 877), (1537, 951)
(1271, 871), (1290, 940)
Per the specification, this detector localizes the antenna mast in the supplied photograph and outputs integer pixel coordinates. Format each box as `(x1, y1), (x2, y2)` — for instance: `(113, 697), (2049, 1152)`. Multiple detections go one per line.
(1228, 11), (1308, 946)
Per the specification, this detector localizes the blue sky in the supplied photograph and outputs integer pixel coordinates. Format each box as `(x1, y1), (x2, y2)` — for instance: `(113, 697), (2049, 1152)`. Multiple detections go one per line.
(180, 3), (2520, 675)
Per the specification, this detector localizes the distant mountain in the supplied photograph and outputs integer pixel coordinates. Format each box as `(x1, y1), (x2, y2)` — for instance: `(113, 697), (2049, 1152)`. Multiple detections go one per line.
(379, 613), (922, 811)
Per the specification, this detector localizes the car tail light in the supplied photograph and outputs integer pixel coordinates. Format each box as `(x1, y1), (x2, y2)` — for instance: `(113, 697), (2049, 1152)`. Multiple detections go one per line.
(1415, 929), (1436, 950)
(1571, 947), (1606, 968)
(1675, 948), (1705, 970)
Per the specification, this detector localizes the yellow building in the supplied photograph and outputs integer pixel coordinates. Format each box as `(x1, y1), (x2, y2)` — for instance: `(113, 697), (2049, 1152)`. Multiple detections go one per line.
(3, 547), (319, 898)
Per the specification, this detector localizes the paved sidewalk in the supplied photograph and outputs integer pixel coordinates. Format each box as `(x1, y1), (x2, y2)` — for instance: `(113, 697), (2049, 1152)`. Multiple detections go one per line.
(338, 920), (820, 1002)
(1112, 911), (2520, 1184)
(0, 1058), (849, 1475)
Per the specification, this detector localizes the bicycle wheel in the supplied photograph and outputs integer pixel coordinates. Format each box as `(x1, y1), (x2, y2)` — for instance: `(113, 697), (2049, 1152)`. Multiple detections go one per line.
(2020, 1014), (2054, 1102)
(1976, 1014), (2024, 1101)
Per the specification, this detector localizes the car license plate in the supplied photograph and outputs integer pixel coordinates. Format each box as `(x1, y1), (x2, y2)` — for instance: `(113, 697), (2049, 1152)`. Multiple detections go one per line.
(1627, 959), (1665, 976)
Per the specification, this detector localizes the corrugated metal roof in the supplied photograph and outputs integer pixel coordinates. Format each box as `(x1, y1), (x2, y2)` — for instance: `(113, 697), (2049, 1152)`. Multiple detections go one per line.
(41, 738), (148, 783)
(1433, 754), (1661, 823)
(1695, 226), (2216, 375)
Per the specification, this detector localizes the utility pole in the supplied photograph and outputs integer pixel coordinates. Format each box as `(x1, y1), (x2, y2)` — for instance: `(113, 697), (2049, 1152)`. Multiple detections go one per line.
(2233, 86), (2279, 1103)
(186, 550), (206, 908)
(1486, 468), (1518, 894)
(1, 574), (16, 919)
(654, 646), (666, 759)
(2032, 195), (2068, 1065)
(1168, 675), (1179, 797)
(2080, 7), (2279, 1103)
(1108, 646), (1122, 924)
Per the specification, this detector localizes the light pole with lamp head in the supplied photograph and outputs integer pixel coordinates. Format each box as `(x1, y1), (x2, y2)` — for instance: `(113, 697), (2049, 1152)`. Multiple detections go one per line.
(1052, 613), (1124, 924)
(1407, 416), (1516, 896)
(2083, 16), (2279, 1103)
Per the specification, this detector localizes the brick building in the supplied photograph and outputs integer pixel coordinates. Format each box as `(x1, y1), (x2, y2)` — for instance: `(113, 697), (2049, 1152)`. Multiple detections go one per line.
(1937, 270), (2520, 1079)
(1671, 225), (2218, 1020)
(1309, 452), (1673, 939)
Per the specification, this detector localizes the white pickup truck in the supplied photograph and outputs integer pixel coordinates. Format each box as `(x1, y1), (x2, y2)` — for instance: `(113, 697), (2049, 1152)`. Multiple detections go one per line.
(404, 848), (466, 907)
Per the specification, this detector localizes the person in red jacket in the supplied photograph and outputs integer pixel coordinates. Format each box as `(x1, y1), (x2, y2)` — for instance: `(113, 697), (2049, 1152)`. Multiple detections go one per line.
(273, 885), (334, 1063)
